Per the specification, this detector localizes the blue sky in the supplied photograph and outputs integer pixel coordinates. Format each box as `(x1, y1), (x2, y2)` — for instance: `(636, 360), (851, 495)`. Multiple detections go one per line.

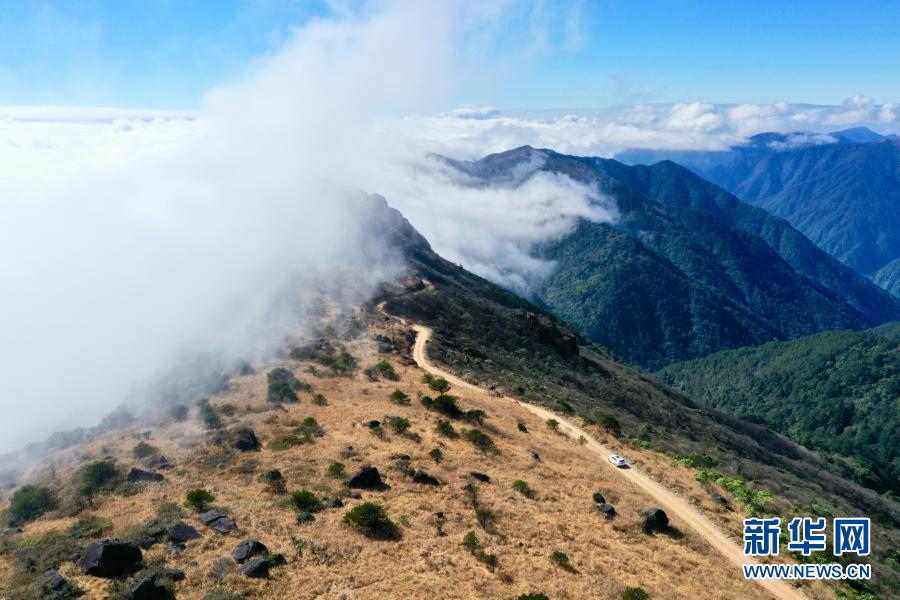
(1, 0), (898, 110)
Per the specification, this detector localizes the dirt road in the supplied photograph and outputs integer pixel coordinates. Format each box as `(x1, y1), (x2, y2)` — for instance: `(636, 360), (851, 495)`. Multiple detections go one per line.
(411, 323), (807, 600)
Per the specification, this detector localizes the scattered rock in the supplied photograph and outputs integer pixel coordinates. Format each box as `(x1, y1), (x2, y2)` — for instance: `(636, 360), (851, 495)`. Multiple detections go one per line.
(167, 523), (200, 544)
(434, 511), (445, 520)
(325, 498), (344, 509)
(528, 450), (541, 461)
(517, 420), (528, 433)
(365, 420), (381, 429)
(199, 509), (237, 534)
(347, 490), (362, 499)
(233, 539), (269, 563)
(346, 466), (386, 490)
(390, 453), (411, 461)
(145, 455), (171, 470)
(129, 574), (175, 600)
(239, 558), (270, 578)
(232, 427), (261, 451)
(41, 569), (76, 599)
(642, 508), (669, 533)
(134, 521), (165, 549)
(712, 494), (731, 509)
(596, 503), (616, 517)
(79, 540), (142, 577)
(199, 509), (228, 525)
(162, 568), (185, 582)
(469, 471), (491, 483)
(412, 469), (440, 485)
(127, 468), (164, 483)
(297, 511), (315, 523)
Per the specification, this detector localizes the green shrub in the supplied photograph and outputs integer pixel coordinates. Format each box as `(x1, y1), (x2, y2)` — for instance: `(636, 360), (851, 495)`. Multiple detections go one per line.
(132, 441), (158, 459)
(5, 485), (56, 525)
(475, 507), (494, 529)
(268, 434), (311, 450)
(596, 413), (621, 436)
(428, 377), (451, 393)
(312, 394), (328, 406)
(557, 400), (574, 415)
(343, 503), (400, 540)
(428, 448), (443, 463)
(592, 491), (605, 503)
(298, 416), (324, 437)
(436, 420), (455, 437)
(432, 395), (462, 417)
(389, 389), (410, 405)
(185, 489), (215, 512)
(420, 395), (434, 408)
(197, 399), (222, 430)
(268, 381), (298, 404)
(464, 429), (495, 452)
(462, 531), (480, 553)
(549, 549), (570, 569)
(518, 595), (550, 600)
(621, 588), (649, 600)
(289, 490), (323, 513)
(77, 460), (122, 502)
(327, 461), (345, 478)
(364, 361), (399, 381)
(386, 416), (411, 434)
(546, 418), (559, 430)
(466, 409), (486, 425)
(673, 453), (718, 469)
(512, 480), (533, 498)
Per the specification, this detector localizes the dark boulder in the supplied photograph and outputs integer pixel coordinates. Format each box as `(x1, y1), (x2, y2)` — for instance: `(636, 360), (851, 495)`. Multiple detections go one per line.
(325, 498), (344, 508)
(162, 568), (185, 582)
(412, 469), (440, 485)
(135, 520), (166, 549)
(642, 508), (669, 533)
(297, 511), (315, 523)
(365, 420), (381, 429)
(517, 421), (528, 433)
(167, 523), (200, 544)
(208, 516), (237, 533)
(469, 471), (491, 483)
(348, 490), (362, 499)
(528, 450), (541, 461)
(79, 539), (142, 577)
(199, 509), (237, 533)
(145, 455), (171, 470)
(233, 539), (269, 563)
(41, 569), (78, 599)
(127, 468), (164, 483)
(199, 509), (227, 525)
(129, 574), (175, 600)
(346, 466), (386, 490)
(0, 527), (22, 537)
(596, 502), (616, 517)
(239, 558), (270, 578)
(232, 427), (260, 451)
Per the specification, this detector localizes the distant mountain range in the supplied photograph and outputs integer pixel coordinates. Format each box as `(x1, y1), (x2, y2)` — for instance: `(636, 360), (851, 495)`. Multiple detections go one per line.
(619, 128), (900, 282)
(442, 146), (900, 369)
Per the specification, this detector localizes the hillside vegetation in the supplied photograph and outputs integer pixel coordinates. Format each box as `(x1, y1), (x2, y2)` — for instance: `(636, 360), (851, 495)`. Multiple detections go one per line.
(658, 326), (900, 496)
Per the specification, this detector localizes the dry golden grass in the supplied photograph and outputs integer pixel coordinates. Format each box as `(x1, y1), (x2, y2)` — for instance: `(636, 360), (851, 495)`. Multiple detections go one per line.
(1, 321), (828, 599)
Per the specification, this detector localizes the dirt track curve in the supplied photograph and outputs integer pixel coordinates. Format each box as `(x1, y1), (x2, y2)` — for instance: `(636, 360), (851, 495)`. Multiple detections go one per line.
(410, 323), (807, 600)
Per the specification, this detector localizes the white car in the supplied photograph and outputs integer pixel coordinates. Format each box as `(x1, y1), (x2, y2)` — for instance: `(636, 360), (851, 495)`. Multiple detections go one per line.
(608, 454), (627, 467)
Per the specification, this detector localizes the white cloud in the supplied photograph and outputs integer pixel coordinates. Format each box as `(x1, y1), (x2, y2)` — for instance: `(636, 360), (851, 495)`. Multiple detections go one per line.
(0, 0), (604, 453)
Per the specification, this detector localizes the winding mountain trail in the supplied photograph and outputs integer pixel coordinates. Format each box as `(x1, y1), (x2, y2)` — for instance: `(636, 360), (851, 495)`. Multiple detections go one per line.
(410, 323), (807, 600)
